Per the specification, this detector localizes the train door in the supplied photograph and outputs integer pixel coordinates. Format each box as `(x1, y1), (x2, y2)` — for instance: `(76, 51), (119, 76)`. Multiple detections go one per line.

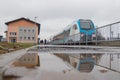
(69, 24), (80, 42)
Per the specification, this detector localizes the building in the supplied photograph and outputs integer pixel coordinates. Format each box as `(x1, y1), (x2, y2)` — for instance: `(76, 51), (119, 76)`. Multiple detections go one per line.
(5, 17), (40, 43)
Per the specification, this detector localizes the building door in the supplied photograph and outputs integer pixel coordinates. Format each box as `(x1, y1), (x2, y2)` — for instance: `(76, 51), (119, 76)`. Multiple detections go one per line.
(13, 39), (16, 43)
(10, 38), (16, 43)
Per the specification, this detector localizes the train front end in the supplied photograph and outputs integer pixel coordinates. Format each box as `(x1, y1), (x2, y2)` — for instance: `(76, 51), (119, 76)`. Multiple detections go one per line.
(77, 54), (96, 72)
(78, 19), (96, 43)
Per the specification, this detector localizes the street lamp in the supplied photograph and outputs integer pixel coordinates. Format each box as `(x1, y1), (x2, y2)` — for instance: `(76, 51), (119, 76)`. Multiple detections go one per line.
(118, 33), (120, 39)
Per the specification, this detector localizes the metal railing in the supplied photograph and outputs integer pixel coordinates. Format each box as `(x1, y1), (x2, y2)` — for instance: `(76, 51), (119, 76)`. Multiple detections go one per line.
(96, 21), (120, 41)
(97, 54), (120, 73)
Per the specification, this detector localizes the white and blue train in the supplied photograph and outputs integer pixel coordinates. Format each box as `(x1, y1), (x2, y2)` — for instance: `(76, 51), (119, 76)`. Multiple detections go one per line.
(50, 19), (96, 44)
(69, 54), (96, 72)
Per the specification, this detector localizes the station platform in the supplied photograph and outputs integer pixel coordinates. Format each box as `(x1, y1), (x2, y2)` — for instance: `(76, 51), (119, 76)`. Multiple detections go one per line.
(28, 45), (120, 54)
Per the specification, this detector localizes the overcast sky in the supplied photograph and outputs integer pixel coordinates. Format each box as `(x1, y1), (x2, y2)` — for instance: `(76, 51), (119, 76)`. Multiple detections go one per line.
(0, 0), (120, 40)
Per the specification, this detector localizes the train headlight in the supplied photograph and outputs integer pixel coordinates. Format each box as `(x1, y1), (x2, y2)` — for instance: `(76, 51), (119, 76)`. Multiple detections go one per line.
(92, 33), (96, 37)
(81, 33), (84, 37)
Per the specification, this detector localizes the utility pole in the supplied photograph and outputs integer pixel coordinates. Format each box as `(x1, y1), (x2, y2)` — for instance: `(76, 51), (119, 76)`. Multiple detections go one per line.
(118, 33), (120, 39)
(34, 17), (37, 44)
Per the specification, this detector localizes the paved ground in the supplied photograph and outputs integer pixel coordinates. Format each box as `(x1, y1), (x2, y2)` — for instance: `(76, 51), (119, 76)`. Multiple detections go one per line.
(0, 49), (27, 67)
(3, 53), (120, 80)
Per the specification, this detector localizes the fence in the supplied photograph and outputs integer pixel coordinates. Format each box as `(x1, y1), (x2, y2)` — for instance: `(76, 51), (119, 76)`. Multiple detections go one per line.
(96, 21), (120, 41)
(97, 54), (120, 73)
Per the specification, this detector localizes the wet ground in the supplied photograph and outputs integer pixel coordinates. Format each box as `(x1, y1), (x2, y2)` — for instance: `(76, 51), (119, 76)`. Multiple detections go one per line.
(3, 53), (120, 80)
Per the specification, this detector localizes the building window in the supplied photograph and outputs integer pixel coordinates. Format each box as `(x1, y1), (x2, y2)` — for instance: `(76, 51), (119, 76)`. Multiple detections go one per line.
(20, 36), (22, 40)
(10, 32), (16, 35)
(24, 58), (26, 61)
(24, 29), (26, 32)
(32, 37), (34, 40)
(28, 29), (30, 32)
(32, 29), (34, 32)
(24, 37), (26, 40)
(28, 58), (30, 61)
(28, 37), (30, 40)
(12, 33), (14, 35)
(20, 29), (22, 31)
(10, 32), (12, 35)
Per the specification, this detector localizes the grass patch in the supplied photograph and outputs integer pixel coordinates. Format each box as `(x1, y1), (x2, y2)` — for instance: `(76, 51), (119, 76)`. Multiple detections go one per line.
(0, 42), (35, 49)
(0, 42), (36, 54)
(15, 43), (35, 49)
(0, 45), (4, 50)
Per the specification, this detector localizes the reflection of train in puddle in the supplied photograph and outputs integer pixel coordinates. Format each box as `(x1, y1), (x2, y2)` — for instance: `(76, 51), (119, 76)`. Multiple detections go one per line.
(69, 54), (97, 72)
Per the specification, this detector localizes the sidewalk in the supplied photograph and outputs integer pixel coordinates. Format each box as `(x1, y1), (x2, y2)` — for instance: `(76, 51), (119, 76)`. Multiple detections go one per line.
(0, 49), (27, 67)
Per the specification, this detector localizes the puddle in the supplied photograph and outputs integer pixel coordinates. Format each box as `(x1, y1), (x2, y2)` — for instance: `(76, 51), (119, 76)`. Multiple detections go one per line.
(54, 53), (120, 73)
(2, 53), (120, 80)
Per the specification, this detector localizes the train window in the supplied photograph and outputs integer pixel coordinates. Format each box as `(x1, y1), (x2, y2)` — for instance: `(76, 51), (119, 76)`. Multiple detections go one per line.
(73, 24), (77, 30)
(81, 22), (93, 30)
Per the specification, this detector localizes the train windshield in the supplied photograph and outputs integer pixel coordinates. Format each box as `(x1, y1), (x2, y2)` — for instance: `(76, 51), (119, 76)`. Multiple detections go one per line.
(80, 22), (94, 30)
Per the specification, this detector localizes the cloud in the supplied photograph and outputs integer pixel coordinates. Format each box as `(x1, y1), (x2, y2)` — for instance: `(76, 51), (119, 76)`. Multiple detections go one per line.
(0, 0), (120, 39)
(40, 18), (74, 39)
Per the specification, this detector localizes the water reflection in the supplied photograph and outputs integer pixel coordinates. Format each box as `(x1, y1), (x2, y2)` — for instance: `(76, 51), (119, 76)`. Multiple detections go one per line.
(97, 54), (120, 72)
(2, 53), (120, 80)
(69, 54), (96, 72)
(54, 53), (120, 73)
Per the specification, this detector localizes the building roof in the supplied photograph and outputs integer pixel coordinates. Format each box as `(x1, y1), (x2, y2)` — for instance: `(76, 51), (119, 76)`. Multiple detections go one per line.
(5, 17), (41, 35)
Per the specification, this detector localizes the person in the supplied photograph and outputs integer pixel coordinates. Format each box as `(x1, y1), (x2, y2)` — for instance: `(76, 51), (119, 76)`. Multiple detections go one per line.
(44, 39), (47, 44)
(40, 40), (43, 44)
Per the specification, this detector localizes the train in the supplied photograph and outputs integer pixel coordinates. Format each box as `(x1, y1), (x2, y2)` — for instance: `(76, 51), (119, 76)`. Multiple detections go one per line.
(55, 53), (102, 72)
(50, 19), (96, 44)
(68, 54), (96, 72)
